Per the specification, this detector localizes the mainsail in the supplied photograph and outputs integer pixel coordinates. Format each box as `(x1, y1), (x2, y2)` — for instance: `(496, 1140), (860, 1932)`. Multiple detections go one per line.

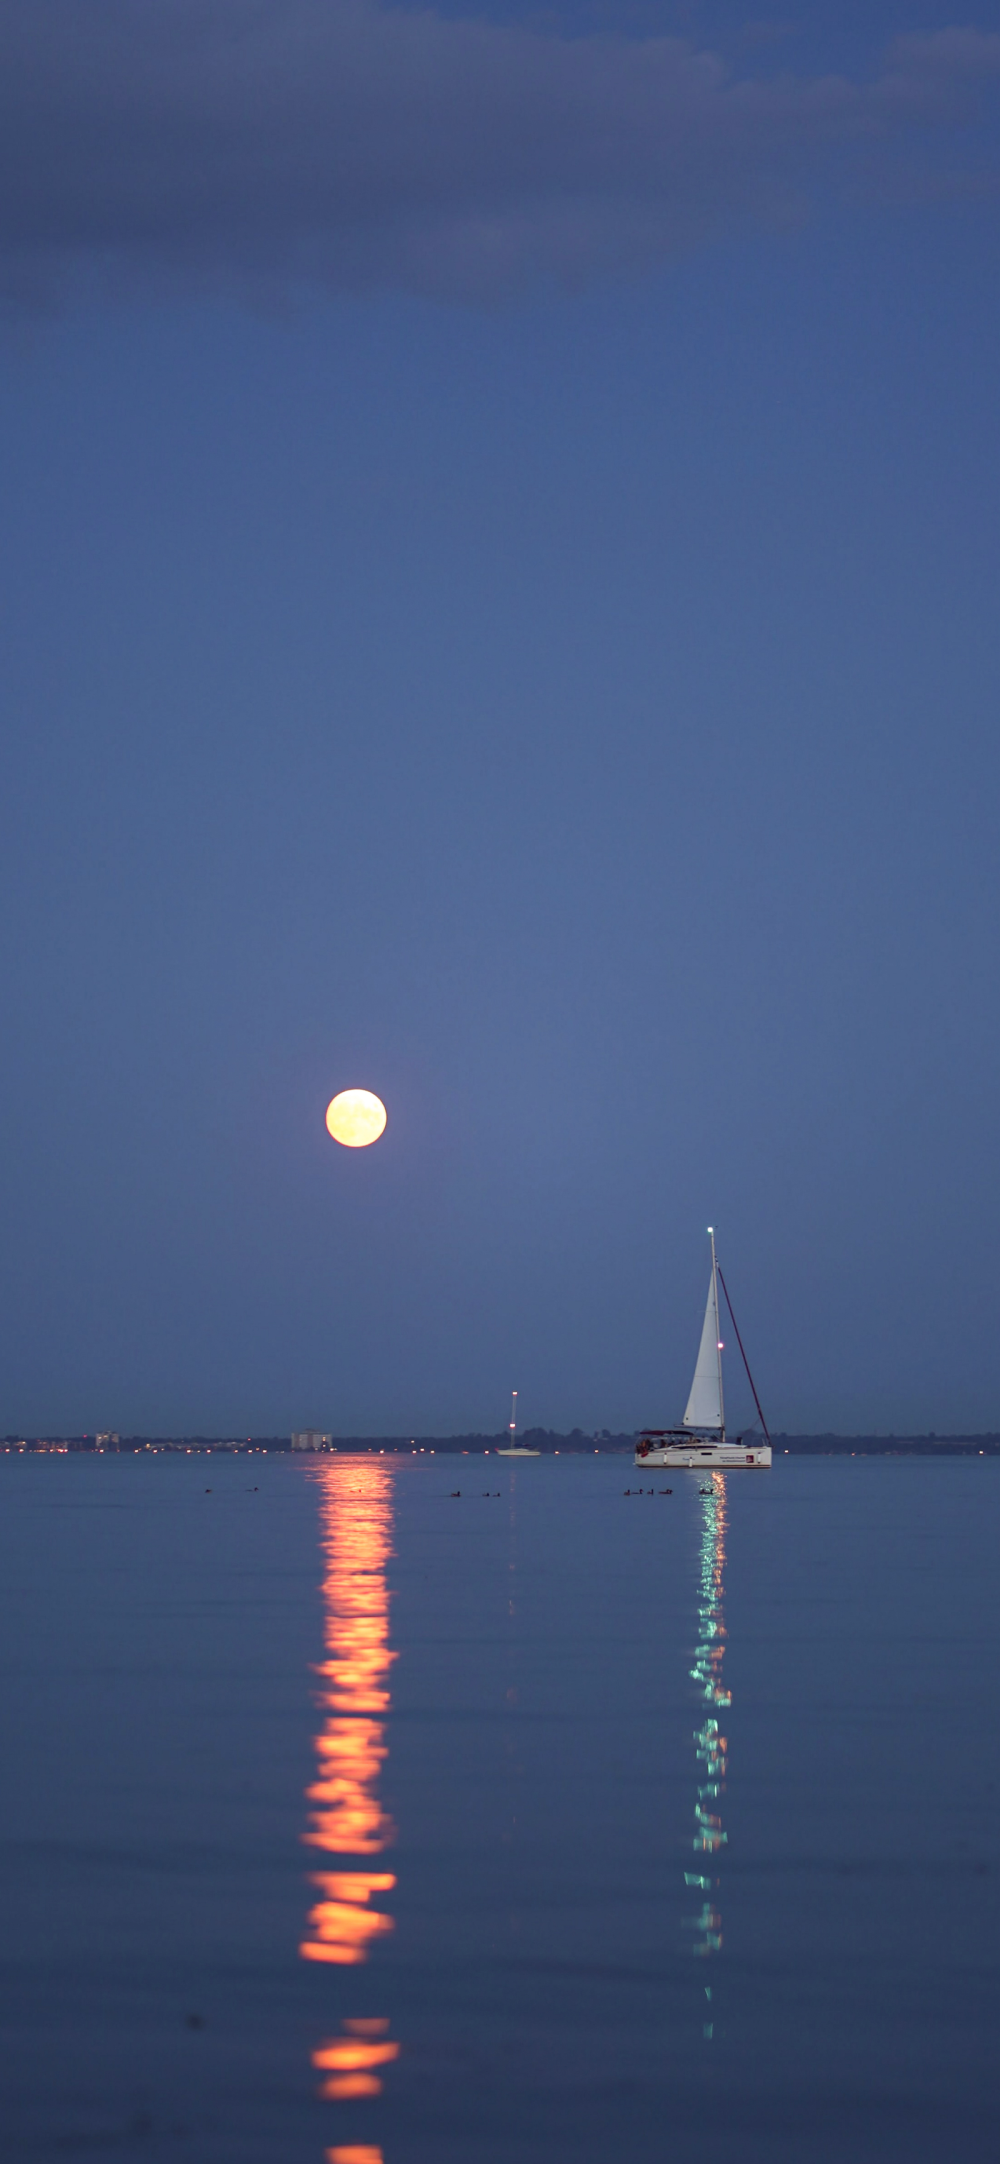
(683, 1271), (724, 1431)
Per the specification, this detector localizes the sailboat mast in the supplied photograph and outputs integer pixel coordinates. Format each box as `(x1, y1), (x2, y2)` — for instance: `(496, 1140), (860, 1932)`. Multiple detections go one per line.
(708, 1227), (725, 1438)
(509, 1390), (517, 1449)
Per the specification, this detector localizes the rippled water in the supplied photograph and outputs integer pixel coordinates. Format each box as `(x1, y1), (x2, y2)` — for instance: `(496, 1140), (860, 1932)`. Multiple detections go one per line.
(2, 1452), (998, 2162)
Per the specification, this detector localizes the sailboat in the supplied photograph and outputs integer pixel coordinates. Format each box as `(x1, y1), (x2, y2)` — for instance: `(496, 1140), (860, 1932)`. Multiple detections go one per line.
(496, 1389), (540, 1458)
(635, 1230), (772, 1470)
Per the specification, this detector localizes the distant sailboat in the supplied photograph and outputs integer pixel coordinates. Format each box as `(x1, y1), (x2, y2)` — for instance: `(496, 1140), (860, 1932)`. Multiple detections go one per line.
(496, 1389), (540, 1458)
(635, 1230), (772, 1470)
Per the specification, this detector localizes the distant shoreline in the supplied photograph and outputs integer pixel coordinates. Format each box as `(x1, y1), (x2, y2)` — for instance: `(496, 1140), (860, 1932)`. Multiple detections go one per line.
(5, 1431), (1000, 1457)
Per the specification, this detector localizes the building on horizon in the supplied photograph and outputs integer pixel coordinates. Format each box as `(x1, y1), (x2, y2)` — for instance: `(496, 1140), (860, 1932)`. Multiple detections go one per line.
(291, 1430), (333, 1451)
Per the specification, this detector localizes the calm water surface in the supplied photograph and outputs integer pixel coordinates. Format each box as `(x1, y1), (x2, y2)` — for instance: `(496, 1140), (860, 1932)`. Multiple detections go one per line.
(1, 1453), (998, 2162)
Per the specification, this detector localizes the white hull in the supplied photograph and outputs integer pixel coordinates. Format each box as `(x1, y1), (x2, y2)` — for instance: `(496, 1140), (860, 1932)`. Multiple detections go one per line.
(496, 1447), (540, 1456)
(635, 1440), (771, 1470)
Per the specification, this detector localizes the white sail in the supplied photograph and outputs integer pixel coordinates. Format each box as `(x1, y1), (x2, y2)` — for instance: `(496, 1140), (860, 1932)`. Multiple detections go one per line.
(683, 1273), (724, 1430)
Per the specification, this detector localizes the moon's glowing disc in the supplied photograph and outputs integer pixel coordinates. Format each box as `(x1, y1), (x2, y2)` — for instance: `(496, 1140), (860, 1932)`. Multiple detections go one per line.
(325, 1089), (387, 1149)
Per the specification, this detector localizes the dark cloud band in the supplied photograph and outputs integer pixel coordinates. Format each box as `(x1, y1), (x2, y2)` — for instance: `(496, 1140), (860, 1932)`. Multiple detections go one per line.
(0, 3), (998, 304)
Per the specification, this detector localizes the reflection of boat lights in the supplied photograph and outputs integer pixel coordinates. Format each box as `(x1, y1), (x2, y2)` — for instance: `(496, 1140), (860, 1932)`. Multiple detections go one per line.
(688, 1473), (729, 1967)
(682, 1900), (722, 1956)
(301, 1462), (400, 2129)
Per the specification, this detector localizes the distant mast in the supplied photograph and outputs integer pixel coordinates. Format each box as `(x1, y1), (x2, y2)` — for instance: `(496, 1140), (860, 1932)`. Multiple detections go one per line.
(498, 1385), (539, 1456)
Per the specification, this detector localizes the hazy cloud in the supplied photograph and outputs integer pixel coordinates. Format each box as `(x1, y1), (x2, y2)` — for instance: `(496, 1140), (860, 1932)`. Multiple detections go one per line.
(0, 3), (998, 305)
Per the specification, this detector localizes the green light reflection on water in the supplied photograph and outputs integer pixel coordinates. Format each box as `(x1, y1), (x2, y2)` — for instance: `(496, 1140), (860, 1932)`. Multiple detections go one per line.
(683, 1473), (730, 1976)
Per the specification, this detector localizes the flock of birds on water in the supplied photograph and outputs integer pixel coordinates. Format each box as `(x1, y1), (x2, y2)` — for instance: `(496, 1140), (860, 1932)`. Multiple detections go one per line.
(195, 1480), (714, 1501)
(445, 1486), (696, 1497)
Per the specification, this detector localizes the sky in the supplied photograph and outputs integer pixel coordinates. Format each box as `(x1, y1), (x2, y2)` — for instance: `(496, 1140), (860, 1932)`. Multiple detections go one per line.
(1, 0), (999, 1437)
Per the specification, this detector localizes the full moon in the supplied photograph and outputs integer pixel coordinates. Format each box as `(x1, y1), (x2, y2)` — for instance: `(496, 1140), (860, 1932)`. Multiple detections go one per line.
(325, 1088), (387, 1149)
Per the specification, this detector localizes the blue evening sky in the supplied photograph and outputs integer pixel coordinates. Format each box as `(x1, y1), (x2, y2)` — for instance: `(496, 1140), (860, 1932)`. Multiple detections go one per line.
(1, 2), (998, 1435)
